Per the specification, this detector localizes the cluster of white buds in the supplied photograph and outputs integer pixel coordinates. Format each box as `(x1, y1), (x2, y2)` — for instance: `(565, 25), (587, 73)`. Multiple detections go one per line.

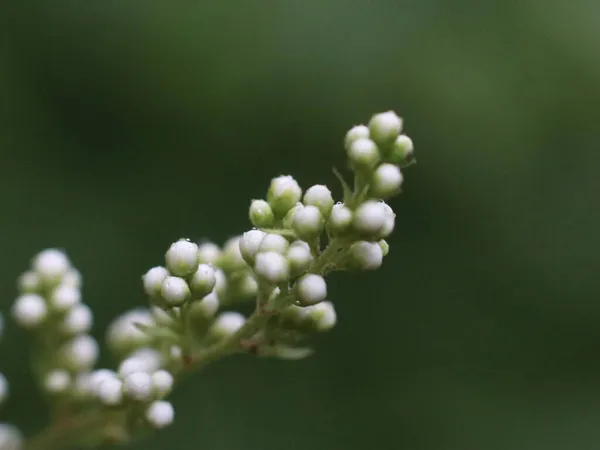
(1, 110), (414, 448)
(225, 110), (414, 355)
(12, 249), (98, 401)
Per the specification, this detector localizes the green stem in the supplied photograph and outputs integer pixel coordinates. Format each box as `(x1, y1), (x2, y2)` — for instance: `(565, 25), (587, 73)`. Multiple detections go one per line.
(25, 410), (125, 450)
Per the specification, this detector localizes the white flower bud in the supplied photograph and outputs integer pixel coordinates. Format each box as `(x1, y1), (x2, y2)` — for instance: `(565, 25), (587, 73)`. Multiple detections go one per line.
(12, 293), (47, 328)
(142, 266), (169, 298)
(258, 233), (289, 254)
(152, 370), (174, 398)
(146, 400), (174, 429)
(97, 376), (123, 405)
(188, 291), (220, 320)
(106, 308), (153, 354)
(353, 201), (388, 237)
(370, 163), (403, 198)
(327, 203), (353, 235)
(388, 134), (414, 166)
(286, 240), (313, 275)
(239, 230), (266, 264)
(254, 251), (289, 284)
(44, 370), (71, 394)
(0, 423), (23, 450)
(62, 269), (82, 288)
(17, 271), (41, 293)
(295, 274), (327, 305)
(368, 111), (403, 145)
(86, 369), (117, 395)
(344, 124), (370, 150)
(161, 276), (190, 307)
(62, 304), (93, 334)
(292, 205), (324, 239)
(61, 334), (98, 371)
(302, 185), (334, 216)
(50, 284), (81, 312)
(197, 242), (221, 264)
(189, 263), (216, 298)
(249, 199), (275, 228)
(282, 202), (304, 229)
(347, 138), (380, 171)
(165, 239), (199, 277)
(210, 312), (246, 339)
(118, 349), (162, 377)
(267, 175), (302, 217)
(123, 372), (154, 401)
(0, 373), (7, 405)
(348, 241), (383, 270)
(307, 301), (337, 331)
(33, 249), (70, 284)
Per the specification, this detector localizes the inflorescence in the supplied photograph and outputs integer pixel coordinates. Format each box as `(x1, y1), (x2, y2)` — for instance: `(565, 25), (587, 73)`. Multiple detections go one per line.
(1, 111), (415, 450)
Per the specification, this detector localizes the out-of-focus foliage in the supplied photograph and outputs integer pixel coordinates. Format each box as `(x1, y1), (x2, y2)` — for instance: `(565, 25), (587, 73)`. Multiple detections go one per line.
(1, 1), (599, 449)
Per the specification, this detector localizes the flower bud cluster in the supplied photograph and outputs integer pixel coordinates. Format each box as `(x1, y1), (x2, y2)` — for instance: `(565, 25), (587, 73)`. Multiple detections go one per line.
(232, 111), (415, 355)
(2, 110), (415, 446)
(345, 110), (414, 198)
(12, 249), (98, 399)
(76, 348), (175, 429)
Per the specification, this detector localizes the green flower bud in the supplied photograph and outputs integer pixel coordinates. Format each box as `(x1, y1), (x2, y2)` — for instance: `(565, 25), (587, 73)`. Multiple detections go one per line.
(188, 292), (219, 322)
(267, 175), (302, 218)
(220, 236), (247, 270)
(165, 239), (199, 277)
(368, 111), (403, 147)
(143, 266), (169, 298)
(161, 276), (190, 307)
(259, 233), (289, 254)
(370, 163), (403, 199)
(348, 241), (383, 270)
(387, 135), (414, 166)
(17, 271), (41, 293)
(254, 251), (289, 285)
(239, 229), (266, 264)
(292, 205), (324, 240)
(295, 274), (327, 306)
(326, 203), (353, 236)
(347, 138), (380, 173)
(282, 202), (304, 229)
(344, 125), (370, 151)
(286, 240), (313, 275)
(189, 264), (216, 298)
(249, 199), (275, 228)
(306, 301), (337, 331)
(303, 185), (334, 217)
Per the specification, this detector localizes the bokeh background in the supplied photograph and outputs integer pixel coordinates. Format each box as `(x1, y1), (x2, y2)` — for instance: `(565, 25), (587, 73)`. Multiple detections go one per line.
(1, 1), (600, 449)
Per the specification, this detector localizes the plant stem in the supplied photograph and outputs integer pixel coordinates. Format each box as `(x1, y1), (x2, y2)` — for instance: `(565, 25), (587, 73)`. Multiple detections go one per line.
(25, 410), (124, 450)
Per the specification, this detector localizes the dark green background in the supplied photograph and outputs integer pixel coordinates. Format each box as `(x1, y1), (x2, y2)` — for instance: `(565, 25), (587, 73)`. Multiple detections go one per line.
(1, 1), (599, 449)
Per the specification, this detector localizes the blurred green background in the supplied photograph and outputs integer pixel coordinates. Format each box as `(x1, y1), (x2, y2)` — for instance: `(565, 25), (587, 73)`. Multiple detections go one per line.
(1, 1), (600, 449)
